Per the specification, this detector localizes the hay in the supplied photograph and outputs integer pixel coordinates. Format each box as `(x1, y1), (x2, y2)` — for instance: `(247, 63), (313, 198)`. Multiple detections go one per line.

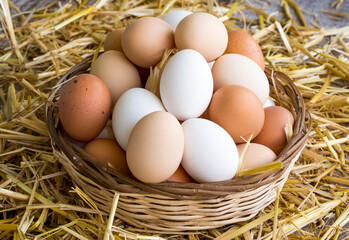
(0, 0), (348, 239)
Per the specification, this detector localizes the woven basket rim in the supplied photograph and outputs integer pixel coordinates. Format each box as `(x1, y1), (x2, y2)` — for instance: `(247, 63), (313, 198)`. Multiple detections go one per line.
(44, 55), (311, 201)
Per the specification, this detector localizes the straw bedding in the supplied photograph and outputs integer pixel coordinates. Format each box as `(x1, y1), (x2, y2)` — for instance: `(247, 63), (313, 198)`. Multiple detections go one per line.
(0, 0), (348, 239)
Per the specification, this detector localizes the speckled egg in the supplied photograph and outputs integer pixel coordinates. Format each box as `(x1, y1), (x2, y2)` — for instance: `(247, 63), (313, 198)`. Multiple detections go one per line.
(59, 74), (111, 142)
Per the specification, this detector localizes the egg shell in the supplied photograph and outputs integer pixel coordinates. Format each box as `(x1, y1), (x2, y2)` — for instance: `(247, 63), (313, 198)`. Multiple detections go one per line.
(175, 13), (228, 62)
(167, 165), (194, 183)
(236, 143), (276, 170)
(71, 139), (87, 148)
(225, 30), (265, 70)
(122, 17), (175, 68)
(112, 88), (165, 150)
(208, 61), (215, 69)
(104, 28), (125, 52)
(162, 10), (193, 30)
(181, 118), (239, 183)
(160, 49), (213, 121)
(59, 74), (111, 142)
(212, 53), (269, 104)
(84, 138), (130, 175)
(263, 98), (276, 108)
(252, 106), (295, 155)
(90, 50), (141, 105)
(208, 85), (265, 144)
(127, 111), (184, 183)
(95, 124), (114, 139)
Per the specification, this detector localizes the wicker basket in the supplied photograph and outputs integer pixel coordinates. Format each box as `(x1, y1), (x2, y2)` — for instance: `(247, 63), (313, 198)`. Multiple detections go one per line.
(45, 56), (311, 233)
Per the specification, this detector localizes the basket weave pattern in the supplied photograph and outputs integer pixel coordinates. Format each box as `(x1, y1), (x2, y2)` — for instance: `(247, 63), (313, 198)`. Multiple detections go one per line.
(45, 56), (311, 232)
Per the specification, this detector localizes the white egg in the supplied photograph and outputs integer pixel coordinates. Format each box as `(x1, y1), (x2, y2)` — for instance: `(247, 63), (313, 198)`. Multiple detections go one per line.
(112, 88), (165, 150)
(95, 126), (113, 139)
(71, 139), (87, 148)
(263, 98), (276, 108)
(162, 10), (192, 30)
(208, 61), (215, 69)
(160, 49), (213, 121)
(181, 118), (239, 183)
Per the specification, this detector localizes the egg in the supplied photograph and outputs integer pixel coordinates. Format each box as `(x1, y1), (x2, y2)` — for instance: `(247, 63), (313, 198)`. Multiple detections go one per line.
(263, 98), (276, 108)
(167, 165), (194, 183)
(84, 138), (130, 175)
(112, 88), (165, 150)
(90, 50), (141, 105)
(95, 124), (114, 139)
(252, 106), (295, 155)
(225, 30), (265, 70)
(181, 118), (239, 183)
(212, 53), (269, 104)
(122, 17), (175, 68)
(160, 49), (213, 121)
(162, 10), (193, 30)
(59, 74), (111, 142)
(236, 143), (276, 170)
(208, 61), (215, 69)
(127, 111), (184, 183)
(104, 28), (125, 52)
(208, 85), (264, 144)
(175, 13), (228, 62)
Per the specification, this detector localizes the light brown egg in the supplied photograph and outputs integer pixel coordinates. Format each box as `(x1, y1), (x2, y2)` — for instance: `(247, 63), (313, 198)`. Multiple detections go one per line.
(59, 74), (111, 142)
(175, 13), (228, 62)
(252, 106), (295, 155)
(225, 30), (265, 70)
(90, 50), (141, 105)
(122, 17), (175, 68)
(127, 111), (184, 183)
(211, 53), (269, 104)
(104, 28), (125, 52)
(167, 165), (194, 183)
(208, 85), (264, 144)
(236, 143), (276, 170)
(84, 138), (130, 175)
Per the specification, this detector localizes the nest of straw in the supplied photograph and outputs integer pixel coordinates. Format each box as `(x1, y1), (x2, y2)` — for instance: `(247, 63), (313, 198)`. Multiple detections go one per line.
(0, 0), (348, 239)
(44, 53), (310, 231)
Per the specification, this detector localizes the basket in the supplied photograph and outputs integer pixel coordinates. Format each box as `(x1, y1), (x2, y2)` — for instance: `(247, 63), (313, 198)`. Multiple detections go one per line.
(45, 55), (311, 233)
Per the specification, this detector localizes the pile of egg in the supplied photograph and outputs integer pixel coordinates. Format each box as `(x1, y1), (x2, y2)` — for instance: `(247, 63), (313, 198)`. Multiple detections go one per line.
(59, 11), (294, 184)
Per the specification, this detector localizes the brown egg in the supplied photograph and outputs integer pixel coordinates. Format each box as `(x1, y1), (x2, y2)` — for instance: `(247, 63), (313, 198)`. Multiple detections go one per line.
(167, 165), (193, 183)
(59, 74), (111, 142)
(90, 50), (141, 105)
(104, 28), (125, 52)
(122, 17), (175, 68)
(208, 85), (264, 144)
(127, 111), (184, 183)
(84, 138), (130, 175)
(252, 106), (295, 155)
(175, 13), (228, 62)
(237, 143), (276, 170)
(225, 30), (265, 70)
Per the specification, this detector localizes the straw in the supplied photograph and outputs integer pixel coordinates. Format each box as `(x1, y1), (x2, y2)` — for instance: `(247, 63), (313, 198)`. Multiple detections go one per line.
(0, 0), (348, 238)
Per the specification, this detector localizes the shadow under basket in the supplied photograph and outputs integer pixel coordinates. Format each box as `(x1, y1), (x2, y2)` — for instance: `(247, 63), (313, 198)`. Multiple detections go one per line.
(45, 56), (311, 233)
